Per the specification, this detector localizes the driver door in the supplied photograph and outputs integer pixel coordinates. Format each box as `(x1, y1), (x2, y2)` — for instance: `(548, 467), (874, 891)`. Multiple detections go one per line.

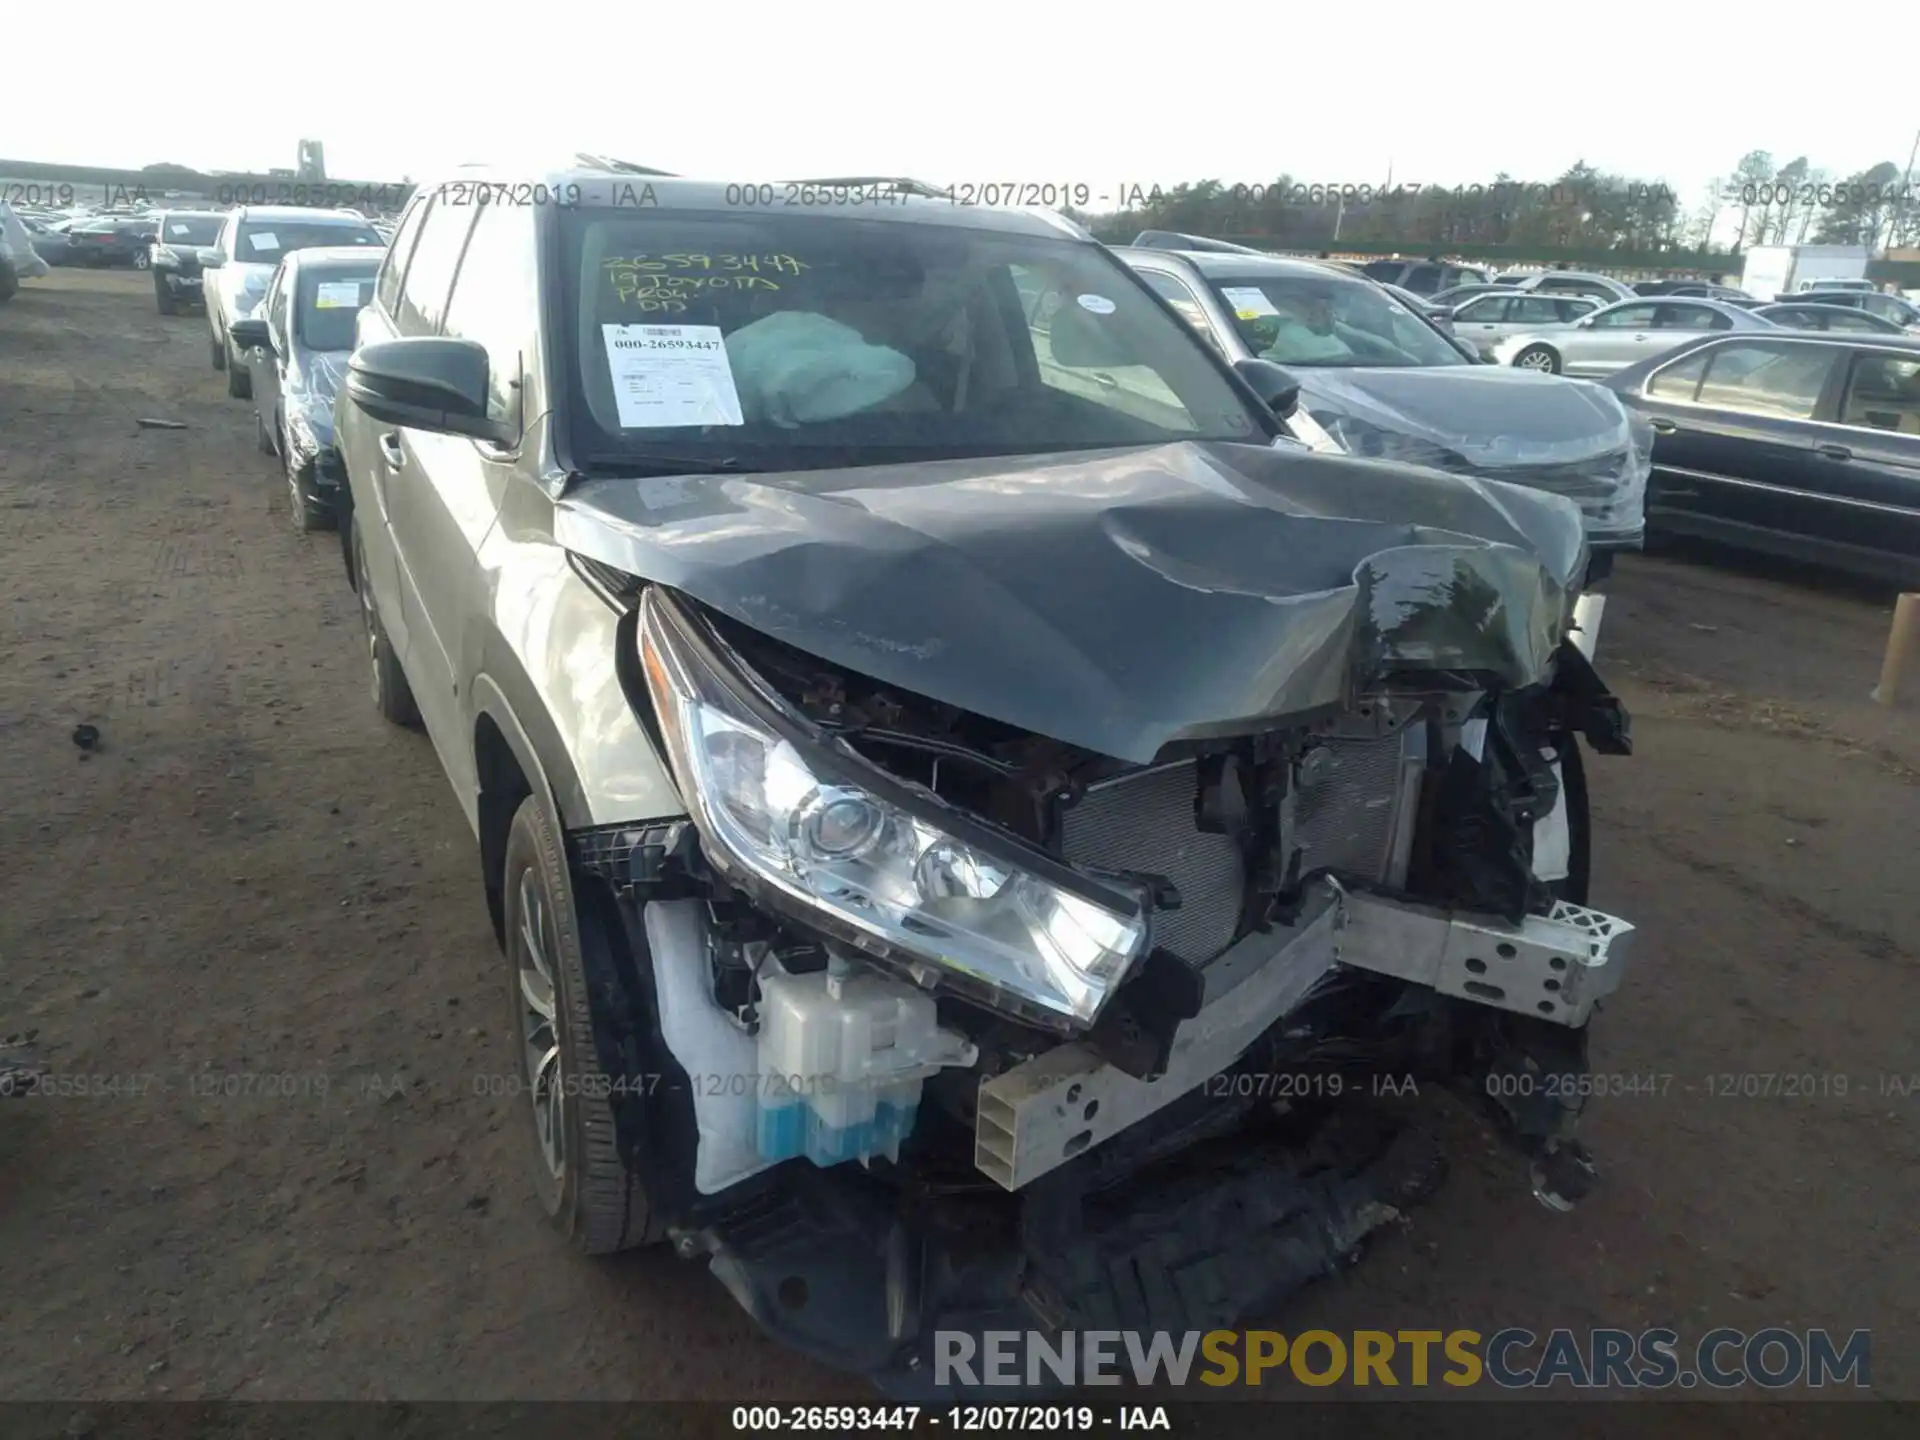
(1567, 302), (1662, 375)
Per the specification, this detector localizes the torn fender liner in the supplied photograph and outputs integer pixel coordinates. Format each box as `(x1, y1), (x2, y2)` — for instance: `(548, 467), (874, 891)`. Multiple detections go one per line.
(556, 440), (1588, 763)
(691, 1106), (1444, 1400)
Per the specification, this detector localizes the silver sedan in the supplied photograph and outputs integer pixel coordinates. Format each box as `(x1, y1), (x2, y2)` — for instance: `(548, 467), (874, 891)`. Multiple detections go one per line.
(1446, 291), (1599, 359)
(1489, 297), (1776, 377)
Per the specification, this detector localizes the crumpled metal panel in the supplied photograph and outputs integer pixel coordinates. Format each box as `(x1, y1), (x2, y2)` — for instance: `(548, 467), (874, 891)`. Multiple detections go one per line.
(1297, 366), (1649, 542)
(556, 439), (1588, 763)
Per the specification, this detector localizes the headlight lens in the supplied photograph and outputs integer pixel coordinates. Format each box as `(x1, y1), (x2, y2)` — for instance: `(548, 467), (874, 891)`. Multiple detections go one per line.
(638, 589), (1149, 1028)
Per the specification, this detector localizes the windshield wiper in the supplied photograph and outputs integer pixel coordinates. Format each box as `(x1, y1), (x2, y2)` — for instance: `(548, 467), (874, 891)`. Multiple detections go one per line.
(575, 452), (751, 477)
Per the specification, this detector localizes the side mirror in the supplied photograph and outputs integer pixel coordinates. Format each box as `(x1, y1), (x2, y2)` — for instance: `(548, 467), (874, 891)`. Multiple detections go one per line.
(200, 251), (225, 268)
(228, 317), (271, 353)
(1232, 357), (1301, 418)
(345, 336), (511, 444)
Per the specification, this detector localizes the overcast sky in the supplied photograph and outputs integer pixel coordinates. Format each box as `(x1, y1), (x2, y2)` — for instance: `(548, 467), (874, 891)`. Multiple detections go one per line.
(12, 0), (1916, 210)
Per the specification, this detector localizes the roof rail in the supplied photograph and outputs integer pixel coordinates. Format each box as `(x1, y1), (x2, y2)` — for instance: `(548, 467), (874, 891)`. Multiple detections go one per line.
(1132, 229), (1269, 255)
(783, 176), (953, 199)
(574, 154), (678, 177)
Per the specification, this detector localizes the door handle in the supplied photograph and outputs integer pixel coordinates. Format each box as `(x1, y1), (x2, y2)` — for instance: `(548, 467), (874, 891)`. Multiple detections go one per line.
(1633, 332), (1649, 340)
(1816, 443), (1852, 461)
(1650, 419), (1677, 434)
(1093, 372), (1118, 390)
(378, 432), (406, 469)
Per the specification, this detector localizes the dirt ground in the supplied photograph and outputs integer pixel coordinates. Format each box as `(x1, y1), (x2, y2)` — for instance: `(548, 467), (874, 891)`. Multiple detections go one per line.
(1, 267), (1916, 1409)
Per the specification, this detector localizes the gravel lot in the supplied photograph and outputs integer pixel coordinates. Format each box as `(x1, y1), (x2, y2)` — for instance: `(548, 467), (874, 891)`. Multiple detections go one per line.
(2, 268), (1916, 1412)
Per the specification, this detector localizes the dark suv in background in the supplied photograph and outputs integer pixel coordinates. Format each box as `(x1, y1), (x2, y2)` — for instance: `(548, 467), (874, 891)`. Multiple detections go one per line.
(65, 214), (159, 269)
(1360, 258), (1491, 295)
(149, 210), (225, 314)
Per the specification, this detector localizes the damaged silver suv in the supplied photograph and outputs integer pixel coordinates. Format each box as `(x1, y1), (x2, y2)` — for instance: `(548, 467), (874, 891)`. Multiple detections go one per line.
(337, 164), (1638, 1397)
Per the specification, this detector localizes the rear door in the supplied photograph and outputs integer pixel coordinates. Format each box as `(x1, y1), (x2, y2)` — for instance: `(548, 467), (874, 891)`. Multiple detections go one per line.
(1802, 348), (1920, 570)
(1449, 293), (1513, 356)
(1567, 301), (1662, 375)
(1636, 337), (1842, 541)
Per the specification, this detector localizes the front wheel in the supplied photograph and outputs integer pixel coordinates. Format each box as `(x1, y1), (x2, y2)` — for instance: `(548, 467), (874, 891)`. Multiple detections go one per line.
(500, 794), (664, 1253)
(155, 276), (177, 315)
(1513, 344), (1561, 374)
(133, 250), (151, 271)
(210, 330), (226, 371)
(227, 351), (252, 399)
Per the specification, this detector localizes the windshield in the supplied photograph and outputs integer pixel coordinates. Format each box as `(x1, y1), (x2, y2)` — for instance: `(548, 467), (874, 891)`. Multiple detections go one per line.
(563, 209), (1268, 469)
(237, 220), (382, 265)
(296, 268), (378, 351)
(161, 215), (222, 245)
(1204, 273), (1470, 368)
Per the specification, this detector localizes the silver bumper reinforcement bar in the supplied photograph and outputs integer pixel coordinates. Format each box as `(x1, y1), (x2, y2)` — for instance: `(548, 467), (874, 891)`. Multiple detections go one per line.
(975, 880), (1634, 1192)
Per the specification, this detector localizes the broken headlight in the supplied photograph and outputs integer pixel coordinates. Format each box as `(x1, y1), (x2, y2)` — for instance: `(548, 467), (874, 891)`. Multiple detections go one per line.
(637, 588), (1149, 1029)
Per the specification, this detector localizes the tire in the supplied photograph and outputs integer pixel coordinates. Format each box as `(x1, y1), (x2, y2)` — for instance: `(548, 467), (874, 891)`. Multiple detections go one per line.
(1513, 344), (1561, 375)
(155, 276), (177, 316)
(501, 793), (662, 1253)
(210, 330), (226, 371)
(349, 515), (420, 728)
(256, 410), (275, 456)
(227, 351), (252, 400)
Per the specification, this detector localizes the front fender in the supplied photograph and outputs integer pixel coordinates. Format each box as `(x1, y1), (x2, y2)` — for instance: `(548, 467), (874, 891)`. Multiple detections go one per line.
(470, 542), (683, 833)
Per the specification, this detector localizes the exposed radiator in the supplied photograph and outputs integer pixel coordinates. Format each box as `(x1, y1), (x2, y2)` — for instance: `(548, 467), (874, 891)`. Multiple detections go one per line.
(1292, 720), (1427, 889)
(1059, 761), (1245, 965)
(1058, 724), (1425, 966)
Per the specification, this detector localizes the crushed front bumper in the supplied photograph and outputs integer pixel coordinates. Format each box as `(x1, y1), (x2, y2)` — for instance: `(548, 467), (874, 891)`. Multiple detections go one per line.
(682, 1104), (1445, 1401)
(680, 880), (1633, 1397)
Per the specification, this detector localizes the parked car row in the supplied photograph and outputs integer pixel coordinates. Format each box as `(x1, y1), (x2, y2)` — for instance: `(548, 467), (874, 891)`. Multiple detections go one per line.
(1116, 241), (1650, 555)
(1118, 233), (1918, 587)
(162, 163), (1645, 1397)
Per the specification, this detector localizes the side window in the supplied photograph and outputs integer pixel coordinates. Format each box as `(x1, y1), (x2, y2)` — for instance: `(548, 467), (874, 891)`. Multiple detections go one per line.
(1554, 298), (1596, 322)
(1695, 341), (1840, 420)
(1136, 268), (1222, 351)
(1009, 263), (1198, 432)
(1510, 297), (1566, 324)
(1839, 352), (1920, 433)
(1402, 264), (1443, 292)
(394, 199), (477, 337)
(1832, 312), (1883, 333)
(1457, 296), (1512, 322)
(376, 196), (431, 318)
(441, 200), (538, 433)
(1591, 303), (1658, 329)
(1646, 349), (1710, 401)
(1654, 304), (1712, 330)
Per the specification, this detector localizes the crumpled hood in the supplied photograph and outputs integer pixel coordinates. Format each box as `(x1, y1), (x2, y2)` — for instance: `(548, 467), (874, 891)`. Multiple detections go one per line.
(556, 442), (1588, 763)
(1296, 366), (1631, 468)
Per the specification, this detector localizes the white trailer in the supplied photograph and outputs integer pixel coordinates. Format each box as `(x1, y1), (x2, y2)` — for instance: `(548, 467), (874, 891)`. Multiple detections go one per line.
(1739, 244), (1872, 301)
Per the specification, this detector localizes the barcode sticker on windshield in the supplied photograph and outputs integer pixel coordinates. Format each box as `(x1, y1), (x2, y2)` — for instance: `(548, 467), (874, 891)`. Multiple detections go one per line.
(602, 324), (744, 428)
(315, 281), (365, 310)
(1219, 286), (1280, 320)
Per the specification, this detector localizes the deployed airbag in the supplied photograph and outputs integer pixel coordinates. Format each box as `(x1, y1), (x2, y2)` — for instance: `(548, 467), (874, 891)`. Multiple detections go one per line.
(725, 311), (917, 426)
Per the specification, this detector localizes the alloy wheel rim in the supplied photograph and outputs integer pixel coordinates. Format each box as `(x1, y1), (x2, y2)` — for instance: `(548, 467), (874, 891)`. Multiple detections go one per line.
(514, 868), (566, 1179)
(1520, 350), (1553, 371)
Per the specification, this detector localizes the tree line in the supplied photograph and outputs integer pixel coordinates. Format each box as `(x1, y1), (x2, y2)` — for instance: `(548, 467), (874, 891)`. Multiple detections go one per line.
(1072, 151), (1920, 255)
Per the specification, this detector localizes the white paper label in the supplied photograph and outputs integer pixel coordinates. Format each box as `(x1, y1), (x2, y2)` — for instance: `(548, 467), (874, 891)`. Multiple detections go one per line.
(250, 231), (280, 250)
(315, 280), (366, 310)
(1076, 293), (1116, 315)
(602, 324), (744, 428)
(1219, 285), (1280, 319)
